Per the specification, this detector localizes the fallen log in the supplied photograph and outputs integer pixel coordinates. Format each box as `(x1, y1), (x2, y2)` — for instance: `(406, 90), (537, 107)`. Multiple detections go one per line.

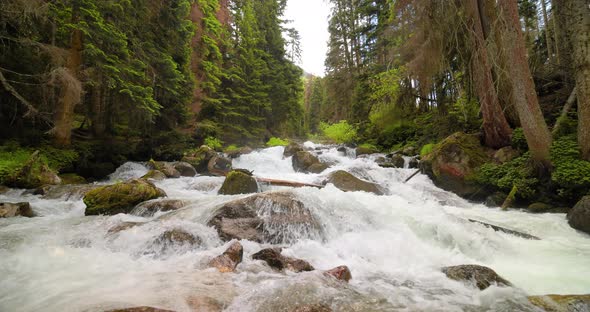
(467, 218), (540, 240)
(255, 177), (323, 189)
(404, 169), (421, 183)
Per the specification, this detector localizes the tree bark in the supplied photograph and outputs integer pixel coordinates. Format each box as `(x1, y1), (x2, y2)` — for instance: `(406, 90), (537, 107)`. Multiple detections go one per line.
(53, 5), (83, 146)
(498, 0), (553, 168)
(540, 0), (554, 61)
(466, 0), (512, 148)
(568, 0), (590, 160)
(91, 80), (106, 137)
(551, 86), (577, 137)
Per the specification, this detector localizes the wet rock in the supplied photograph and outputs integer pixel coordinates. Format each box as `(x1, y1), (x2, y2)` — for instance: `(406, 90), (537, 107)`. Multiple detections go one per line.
(284, 142), (305, 157)
(0, 185), (8, 194)
(156, 229), (199, 245)
(484, 192), (507, 207)
(468, 219), (540, 240)
(207, 191), (321, 244)
(323, 265), (352, 282)
(568, 195), (590, 234)
(59, 173), (86, 185)
(226, 146), (254, 159)
(292, 151), (322, 173)
(292, 304), (333, 312)
(208, 241), (243, 273)
(107, 221), (144, 234)
(141, 170), (167, 181)
(84, 179), (166, 216)
(493, 146), (520, 164)
(528, 294), (590, 312)
(442, 264), (511, 290)
(252, 248), (314, 272)
(133, 199), (186, 217)
(528, 202), (555, 213)
(105, 307), (175, 312)
(337, 146), (347, 153)
(207, 155), (232, 176)
(4, 151), (61, 189)
(172, 161), (196, 177)
(181, 145), (217, 173)
(421, 132), (490, 199)
(160, 166), (181, 179)
(391, 155), (405, 168)
(218, 170), (259, 195)
(186, 296), (223, 312)
(408, 158), (419, 169)
(401, 146), (417, 156)
(0, 202), (34, 218)
(308, 162), (329, 174)
(355, 146), (378, 156)
(324, 170), (383, 195)
(36, 184), (98, 200)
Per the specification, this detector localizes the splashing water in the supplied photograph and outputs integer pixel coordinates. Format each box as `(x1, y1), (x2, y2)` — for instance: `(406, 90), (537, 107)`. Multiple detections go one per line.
(0, 143), (589, 311)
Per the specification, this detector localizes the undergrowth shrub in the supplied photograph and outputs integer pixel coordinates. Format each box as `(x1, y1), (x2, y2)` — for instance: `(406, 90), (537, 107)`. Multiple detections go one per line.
(266, 137), (289, 147)
(320, 121), (358, 144)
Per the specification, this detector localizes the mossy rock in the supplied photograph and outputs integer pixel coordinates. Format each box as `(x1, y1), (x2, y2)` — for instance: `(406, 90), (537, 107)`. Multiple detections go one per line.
(218, 170), (259, 195)
(356, 145), (378, 156)
(528, 202), (554, 213)
(141, 170), (167, 181)
(528, 294), (590, 312)
(59, 173), (86, 185)
(181, 145), (216, 173)
(3, 151), (61, 189)
(442, 264), (511, 290)
(83, 179), (166, 215)
(422, 132), (490, 198)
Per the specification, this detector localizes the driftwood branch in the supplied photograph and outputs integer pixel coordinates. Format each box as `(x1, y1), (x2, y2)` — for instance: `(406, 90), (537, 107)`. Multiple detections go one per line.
(255, 177), (324, 189)
(551, 86), (577, 136)
(404, 169), (421, 183)
(467, 218), (540, 240)
(0, 70), (41, 118)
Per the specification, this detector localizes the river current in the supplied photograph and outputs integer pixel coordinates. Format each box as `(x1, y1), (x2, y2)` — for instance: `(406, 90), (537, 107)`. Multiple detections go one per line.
(1, 143), (589, 311)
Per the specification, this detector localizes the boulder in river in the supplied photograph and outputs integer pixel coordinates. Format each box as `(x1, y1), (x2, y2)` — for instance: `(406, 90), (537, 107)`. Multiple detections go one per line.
(84, 179), (166, 215)
(172, 161), (196, 177)
(132, 199), (186, 217)
(355, 145), (378, 156)
(408, 157), (419, 169)
(292, 151), (324, 173)
(307, 162), (329, 174)
(218, 170), (259, 195)
(441, 264), (511, 290)
(207, 155), (232, 176)
(146, 229), (201, 255)
(4, 150), (61, 189)
(208, 241), (243, 273)
(421, 132), (490, 199)
(252, 248), (314, 273)
(186, 296), (224, 312)
(107, 221), (144, 234)
(567, 195), (590, 235)
(324, 170), (383, 195)
(284, 142), (305, 157)
(141, 170), (167, 181)
(207, 191), (321, 244)
(147, 160), (180, 178)
(528, 294), (590, 312)
(181, 145), (217, 173)
(323, 265), (352, 282)
(0, 202), (34, 218)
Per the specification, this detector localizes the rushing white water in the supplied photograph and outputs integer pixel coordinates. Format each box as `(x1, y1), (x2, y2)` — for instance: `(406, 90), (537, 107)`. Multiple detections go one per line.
(1, 143), (589, 312)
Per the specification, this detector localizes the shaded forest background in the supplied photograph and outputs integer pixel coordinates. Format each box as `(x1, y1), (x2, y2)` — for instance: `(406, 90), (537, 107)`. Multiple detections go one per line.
(1, 0), (589, 206)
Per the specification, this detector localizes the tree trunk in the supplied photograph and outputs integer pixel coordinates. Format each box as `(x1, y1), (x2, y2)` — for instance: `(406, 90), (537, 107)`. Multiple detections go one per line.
(540, 0), (554, 61)
(467, 0), (512, 148)
(91, 81), (106, 137)
(553, 0), (574, 76)
(498, 0), (553, 168)
(569, 0), (590, 160)
(53, 6), (83, 146)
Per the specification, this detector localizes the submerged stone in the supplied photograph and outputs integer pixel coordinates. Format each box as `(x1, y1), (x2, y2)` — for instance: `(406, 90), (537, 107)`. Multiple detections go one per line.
(132, 199), (186, 217)
(324, 170), (383, 195)
(252, 248), (314, 273)
(442, 264), (511, 290)
(208, 241), (243, 273)
(323, 265), (352, 282)
(0, 202), (34, 218)
(528, 294), (590, 312)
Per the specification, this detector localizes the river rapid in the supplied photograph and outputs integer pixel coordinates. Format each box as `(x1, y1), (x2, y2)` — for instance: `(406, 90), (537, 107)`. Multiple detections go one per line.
(1, 143), (589, 312)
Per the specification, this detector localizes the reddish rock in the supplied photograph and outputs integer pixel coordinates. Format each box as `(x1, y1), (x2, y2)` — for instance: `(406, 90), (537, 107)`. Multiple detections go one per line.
(105, 307), (175, 312)
(252, 248), (314, 273)
(323, 265), (352, 282)
(208, 241), (243, 273)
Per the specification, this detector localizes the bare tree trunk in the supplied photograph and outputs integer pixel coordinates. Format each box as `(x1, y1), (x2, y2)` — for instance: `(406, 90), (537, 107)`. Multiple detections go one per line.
(53, 5), (82, 146)
(551, 86), (576, 136)
(568, 0), (590, 160)
(540, 0), (554, 61)
(498, 0), (553, 168)
(467, 0), (512, 148)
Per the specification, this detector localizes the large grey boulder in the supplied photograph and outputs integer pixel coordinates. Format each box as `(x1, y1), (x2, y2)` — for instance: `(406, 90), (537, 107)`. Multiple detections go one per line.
(442, 264), (511, 290)
(324, 170), (383, 195)
(568, 195), (590, 234)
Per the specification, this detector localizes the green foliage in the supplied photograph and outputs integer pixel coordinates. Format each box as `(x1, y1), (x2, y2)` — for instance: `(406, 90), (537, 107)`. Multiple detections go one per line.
(266, 137), (289, 147)
(475, 153), (539, 199)
(550, 135), (590, 201)
(320, 121), (358, 144)
(204, 136), (223, 151)
(0, 144), (78, 185)
(511, 128), (528, 150)
(420, 143), (435, 156)
(447, 96), (482, 133)
(224, 144), (240, 153)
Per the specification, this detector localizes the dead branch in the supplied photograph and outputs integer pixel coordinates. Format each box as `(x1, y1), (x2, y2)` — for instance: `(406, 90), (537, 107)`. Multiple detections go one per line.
(255, 177), (324, 189)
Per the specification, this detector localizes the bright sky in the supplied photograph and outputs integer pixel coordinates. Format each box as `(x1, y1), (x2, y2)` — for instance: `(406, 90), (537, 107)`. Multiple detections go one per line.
(284, 0), (331, 76)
